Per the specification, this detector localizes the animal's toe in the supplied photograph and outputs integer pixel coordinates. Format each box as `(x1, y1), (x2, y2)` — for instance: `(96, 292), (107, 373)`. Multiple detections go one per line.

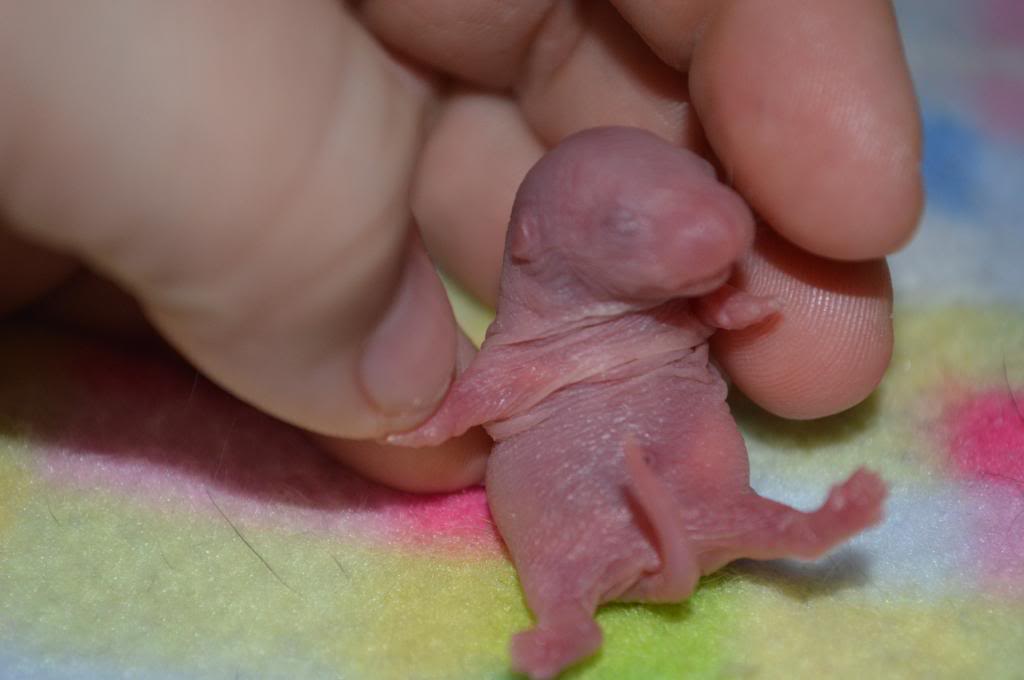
(821, 468), (888, 536)
(834, 469), (886, 512)
(843, 469), (888, 507)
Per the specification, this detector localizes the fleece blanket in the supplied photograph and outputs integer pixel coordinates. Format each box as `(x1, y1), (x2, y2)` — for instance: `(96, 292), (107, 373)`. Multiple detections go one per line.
(1, 1), (1023, 677)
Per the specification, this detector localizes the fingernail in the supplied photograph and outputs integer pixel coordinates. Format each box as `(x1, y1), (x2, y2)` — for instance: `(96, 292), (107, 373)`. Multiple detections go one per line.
(359, 239), (457, 425)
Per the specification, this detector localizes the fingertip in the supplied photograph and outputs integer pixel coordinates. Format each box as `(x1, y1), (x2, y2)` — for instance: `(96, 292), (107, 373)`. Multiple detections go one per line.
(358, 237), (459, 429)
(776, 134), (924, 261)
(712, 228), (894, 420)
(690, 0), (923, 261)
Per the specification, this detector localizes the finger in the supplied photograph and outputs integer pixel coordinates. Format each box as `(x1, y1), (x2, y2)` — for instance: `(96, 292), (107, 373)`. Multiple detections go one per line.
(362, 1), (705, 147)
(318, 331), (489, 493)
(358, 0), (553, 88)
(0, 228), (78, 316)
(414, 90), (545, 306)
(711, 228), (894, 420)
(609, 0), (716, 71)
(515, 1), (704, 148)
(363, 0), (921, 261)
(686, 0), (922, 259)
(0, 2), (455, 442)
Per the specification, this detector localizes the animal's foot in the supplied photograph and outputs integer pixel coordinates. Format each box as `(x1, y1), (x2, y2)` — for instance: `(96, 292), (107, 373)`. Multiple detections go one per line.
(509, 614), (603, 680)
(383, 421), (448, 448)
(777, 468), (887, 560)
(695, 283), (780, 330)
(809, 468), (887, 545)
(383, 406), (460, 447)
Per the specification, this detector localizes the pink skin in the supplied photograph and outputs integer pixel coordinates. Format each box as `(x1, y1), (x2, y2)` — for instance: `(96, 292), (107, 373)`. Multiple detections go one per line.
(392, 127), (886, 679)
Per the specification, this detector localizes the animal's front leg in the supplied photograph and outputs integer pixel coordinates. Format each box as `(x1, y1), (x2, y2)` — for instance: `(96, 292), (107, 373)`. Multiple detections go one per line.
(695, 283), (779, 331)
(384, 348), (516, 447)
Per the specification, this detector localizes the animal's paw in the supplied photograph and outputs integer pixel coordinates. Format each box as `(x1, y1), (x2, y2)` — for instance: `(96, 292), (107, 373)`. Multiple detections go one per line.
(509, 616), (603, 680)
(382, 421), (449, 448)
(695, 283), (780, 330)
(382, 405), (464, 447)
(803, 468), (887, 556)
(824, 468), (887, 527)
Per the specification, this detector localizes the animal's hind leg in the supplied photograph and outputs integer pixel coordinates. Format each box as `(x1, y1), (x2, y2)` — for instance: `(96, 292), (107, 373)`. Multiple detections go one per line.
(715, 468), (887, 566)
(509, 600), (603, 680)
(509, 551), (650, 679)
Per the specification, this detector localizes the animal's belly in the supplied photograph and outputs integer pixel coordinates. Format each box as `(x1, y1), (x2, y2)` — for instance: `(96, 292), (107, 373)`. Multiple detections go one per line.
(483, 360), (736, 602)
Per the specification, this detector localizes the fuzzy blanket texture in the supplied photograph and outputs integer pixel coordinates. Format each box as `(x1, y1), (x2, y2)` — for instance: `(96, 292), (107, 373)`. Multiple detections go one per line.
(1, 1), (1023, 678)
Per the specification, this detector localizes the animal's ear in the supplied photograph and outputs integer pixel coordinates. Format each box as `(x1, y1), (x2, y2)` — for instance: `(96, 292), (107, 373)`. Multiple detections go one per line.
(508, 215), (539, 262)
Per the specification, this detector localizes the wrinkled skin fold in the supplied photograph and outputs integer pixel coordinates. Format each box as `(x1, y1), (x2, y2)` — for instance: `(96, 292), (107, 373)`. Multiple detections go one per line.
(392, 127), (886, 679)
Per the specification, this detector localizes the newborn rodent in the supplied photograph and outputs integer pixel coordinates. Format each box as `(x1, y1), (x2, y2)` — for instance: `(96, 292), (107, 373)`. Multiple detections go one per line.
(392, 126), (886, 679)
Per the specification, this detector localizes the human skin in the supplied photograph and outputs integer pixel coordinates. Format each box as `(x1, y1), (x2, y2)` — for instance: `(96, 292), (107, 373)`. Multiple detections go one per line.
(392, 127), (887, 678)
(0, 1), (917, 491)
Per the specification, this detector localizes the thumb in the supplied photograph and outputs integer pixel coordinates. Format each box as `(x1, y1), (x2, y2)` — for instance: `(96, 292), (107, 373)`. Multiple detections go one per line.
(0, 0), (456, 439)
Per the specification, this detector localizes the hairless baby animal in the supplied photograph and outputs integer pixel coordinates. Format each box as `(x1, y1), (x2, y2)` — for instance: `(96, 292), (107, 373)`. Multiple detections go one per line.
(391, 126), (886, 679)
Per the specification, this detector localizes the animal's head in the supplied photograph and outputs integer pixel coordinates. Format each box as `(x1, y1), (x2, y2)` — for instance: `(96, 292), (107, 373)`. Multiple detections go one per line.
(505, 126), (754, 312)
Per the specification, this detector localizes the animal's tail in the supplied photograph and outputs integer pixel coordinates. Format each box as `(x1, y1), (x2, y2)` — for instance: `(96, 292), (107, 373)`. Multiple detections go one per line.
(621, 436), (701, 602)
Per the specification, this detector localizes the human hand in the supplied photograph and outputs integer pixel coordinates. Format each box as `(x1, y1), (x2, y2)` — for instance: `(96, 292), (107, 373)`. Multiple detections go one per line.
(0, 1), (920, 492)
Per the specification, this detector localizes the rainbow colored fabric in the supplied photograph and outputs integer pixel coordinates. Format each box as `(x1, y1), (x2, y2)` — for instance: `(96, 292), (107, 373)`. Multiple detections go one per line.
(2, 1), (1023, 677)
